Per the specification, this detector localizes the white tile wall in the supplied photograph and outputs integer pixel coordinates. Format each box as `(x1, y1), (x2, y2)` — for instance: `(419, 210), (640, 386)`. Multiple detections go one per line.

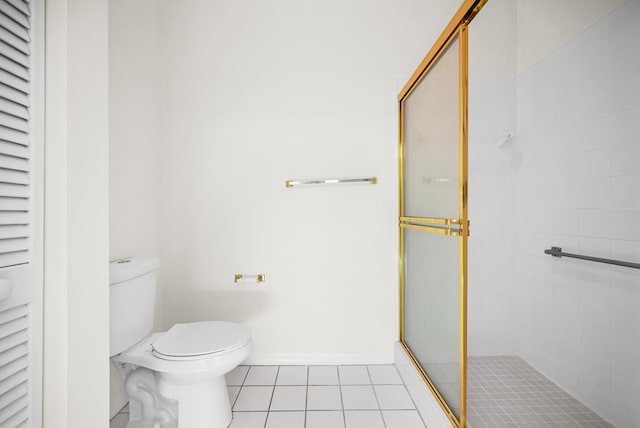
(513, 1), (640, 425)
(468, 73), (518, 356)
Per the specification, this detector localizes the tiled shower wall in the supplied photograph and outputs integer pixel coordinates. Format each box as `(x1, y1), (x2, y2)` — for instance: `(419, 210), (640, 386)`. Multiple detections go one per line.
(514, 1), (640, 426)
(468, 74), (518, 356)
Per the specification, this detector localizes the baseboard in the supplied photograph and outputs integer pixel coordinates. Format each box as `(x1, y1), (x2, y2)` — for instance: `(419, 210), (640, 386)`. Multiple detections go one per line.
(110, 392), (128, 420)
(243, 352), (394, 366)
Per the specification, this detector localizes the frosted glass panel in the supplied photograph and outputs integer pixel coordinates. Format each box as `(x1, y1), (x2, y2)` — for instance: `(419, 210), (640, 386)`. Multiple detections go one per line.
(403, 228), (461, 418)
(401, 33), (462, 420)
(403, 36), (460, 219)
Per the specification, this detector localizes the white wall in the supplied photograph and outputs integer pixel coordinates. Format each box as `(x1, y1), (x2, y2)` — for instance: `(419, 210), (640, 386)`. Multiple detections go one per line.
(108, 0), (460, 363)
(109, 0), (160, 264)
(516, 0), (624, 71)
(44, 0), (110, 427)
(514, 1), (640, 425)
(152, 0), (459, 363)
(108, 0), (161, 409)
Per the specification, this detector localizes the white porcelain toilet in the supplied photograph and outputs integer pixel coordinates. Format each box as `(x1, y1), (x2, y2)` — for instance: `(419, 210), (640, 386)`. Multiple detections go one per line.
(110, 257), (253, 428)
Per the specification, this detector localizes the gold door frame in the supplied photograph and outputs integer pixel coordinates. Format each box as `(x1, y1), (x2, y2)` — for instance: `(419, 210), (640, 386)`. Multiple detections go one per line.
(398, 1), (486, 427)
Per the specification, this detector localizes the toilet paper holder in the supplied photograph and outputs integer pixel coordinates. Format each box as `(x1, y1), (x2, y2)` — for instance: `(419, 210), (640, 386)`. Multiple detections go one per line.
(234, 274), (265, 283)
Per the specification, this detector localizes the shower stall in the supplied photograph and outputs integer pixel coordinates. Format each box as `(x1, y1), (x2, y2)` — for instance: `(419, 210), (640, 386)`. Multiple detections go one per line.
(399, 0), (640, 427)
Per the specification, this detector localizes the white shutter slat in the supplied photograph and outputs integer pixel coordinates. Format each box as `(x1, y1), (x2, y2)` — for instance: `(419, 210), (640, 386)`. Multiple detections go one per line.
(0, 357), (27, 384)
(0, 83), (29, 107)
(0, 1), (29, 30)
(1, 406), (27, 427)
(0, 15), (27, 42)
(0, 383), (27, 414)
(0, 305), (26, 324)
(0, 392), (29, 428)
(0, 238), (27, 255)
(0, 211), (29, 226)
(0, 308), (29, 424)
(0, 111), (26, 132)
(0, 169), (27, 184)
(0, 369), (26, 401)
(0, 251), (26, 266)
(5, 1), (28, 18)
(0, 307), (29, 362)
(0, 98), (28, 120)
(0, 197), (27, 210)
(0, 141), (27, 158)
(0, 392), (28, 425)
(0, 83), (31, 108)
(0, 183), (26, 198)
(0, 126), (28, 146)
(0, 225), (27, 239)
(0, 342), (27, 367)
(0, 167), (26, 184)
(0, 154), (27, 171)
(0, 69), (28, 94)
(0, 331), (28, 355)
(0, 211), (26, 225)
(0, 55), (27, 81)
(0, 40), (28, 69)
(0, 26), (27, 55)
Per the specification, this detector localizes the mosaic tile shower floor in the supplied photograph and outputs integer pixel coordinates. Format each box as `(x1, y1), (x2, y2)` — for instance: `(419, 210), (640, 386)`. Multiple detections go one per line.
(467, 356), (612, 428)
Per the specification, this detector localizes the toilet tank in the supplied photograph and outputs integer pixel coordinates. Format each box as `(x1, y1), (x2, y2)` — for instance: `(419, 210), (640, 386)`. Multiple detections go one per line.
(109, 257), (159, 356)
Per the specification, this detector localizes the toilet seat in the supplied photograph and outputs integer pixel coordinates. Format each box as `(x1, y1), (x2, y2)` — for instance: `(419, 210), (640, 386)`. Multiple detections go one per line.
(151, 321), (252, 361)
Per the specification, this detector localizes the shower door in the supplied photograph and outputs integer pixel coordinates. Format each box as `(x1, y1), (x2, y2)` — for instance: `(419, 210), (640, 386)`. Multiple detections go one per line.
(398, 3), (478, 424)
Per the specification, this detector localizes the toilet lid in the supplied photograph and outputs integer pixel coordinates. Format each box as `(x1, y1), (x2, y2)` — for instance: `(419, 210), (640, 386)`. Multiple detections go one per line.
(151, 321), (251, 359)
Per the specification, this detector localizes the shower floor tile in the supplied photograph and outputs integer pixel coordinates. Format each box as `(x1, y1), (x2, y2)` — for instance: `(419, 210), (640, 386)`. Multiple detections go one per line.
(467, 356), (614, 428)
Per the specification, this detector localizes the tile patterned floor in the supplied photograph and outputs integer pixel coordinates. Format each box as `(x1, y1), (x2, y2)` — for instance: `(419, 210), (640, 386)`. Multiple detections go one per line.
(111, 359), (614, 428)
(110, 364), (427, 428)
(467, 356), (613, 428)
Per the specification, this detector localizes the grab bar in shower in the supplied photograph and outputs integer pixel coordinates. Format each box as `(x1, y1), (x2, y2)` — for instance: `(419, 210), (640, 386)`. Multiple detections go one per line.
(285, 176), (377, 188)
(544, 246), (640, 270)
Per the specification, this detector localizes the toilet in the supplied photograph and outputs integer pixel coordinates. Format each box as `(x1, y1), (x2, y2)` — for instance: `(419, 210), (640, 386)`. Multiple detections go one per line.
(110, 257), (253, 428)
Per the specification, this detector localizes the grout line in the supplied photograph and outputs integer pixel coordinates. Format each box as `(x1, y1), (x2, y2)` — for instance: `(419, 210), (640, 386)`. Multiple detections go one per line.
(336, 366), (347, 428)
(230, 366), (250, 412)
(304, 365), (309, 427)
(367, 365), (389, 428)
(263, 366), (280, 428)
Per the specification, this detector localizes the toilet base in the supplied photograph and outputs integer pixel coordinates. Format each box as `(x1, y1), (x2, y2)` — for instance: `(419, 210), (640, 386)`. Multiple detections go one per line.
(157, 373), (231, 428)
(124, 367), (178, 428)
(113, 332), (253, 428)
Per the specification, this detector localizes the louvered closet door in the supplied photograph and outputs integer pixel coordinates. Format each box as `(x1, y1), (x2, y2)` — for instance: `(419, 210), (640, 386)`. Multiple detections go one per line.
(0, 0), (43, 427)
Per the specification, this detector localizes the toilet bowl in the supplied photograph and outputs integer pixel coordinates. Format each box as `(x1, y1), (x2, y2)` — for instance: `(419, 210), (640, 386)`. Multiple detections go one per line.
(114, 322), (252, 428)
(110, 258), (253, 428)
